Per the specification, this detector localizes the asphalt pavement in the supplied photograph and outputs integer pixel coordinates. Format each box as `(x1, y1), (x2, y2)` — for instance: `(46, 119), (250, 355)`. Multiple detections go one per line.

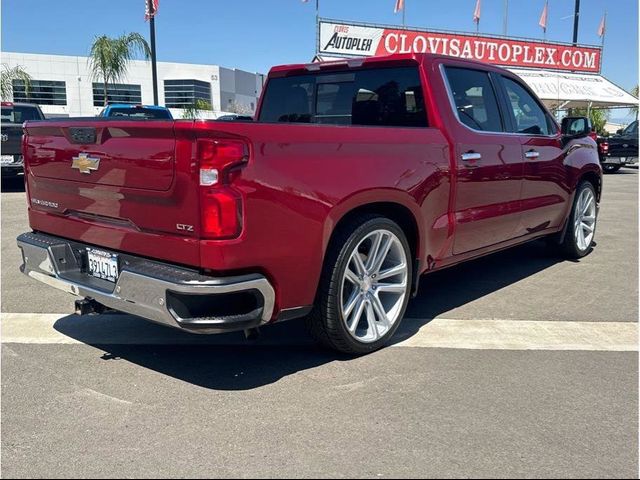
(1, 170), (638, 478)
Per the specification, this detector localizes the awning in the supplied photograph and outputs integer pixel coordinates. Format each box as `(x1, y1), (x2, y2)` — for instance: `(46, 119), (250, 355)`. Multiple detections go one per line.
(508, 68), (638, 110)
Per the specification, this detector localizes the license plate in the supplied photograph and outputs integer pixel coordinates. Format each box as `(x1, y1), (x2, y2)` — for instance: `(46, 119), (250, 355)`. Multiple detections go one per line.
(0, 155), (14, 165)
(87, 248), (119, 283)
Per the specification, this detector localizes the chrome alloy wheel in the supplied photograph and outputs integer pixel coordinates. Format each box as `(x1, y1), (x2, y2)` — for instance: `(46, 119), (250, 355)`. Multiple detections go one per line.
(340, 229), (409, 343)
(574, 187), (597, 252)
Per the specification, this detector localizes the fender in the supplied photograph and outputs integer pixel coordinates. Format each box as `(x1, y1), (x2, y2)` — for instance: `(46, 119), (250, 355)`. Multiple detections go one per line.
(321, 187), (426, 278)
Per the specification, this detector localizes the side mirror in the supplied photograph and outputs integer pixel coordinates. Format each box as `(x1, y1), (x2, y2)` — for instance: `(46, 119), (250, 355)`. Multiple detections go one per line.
(561, 116), (591, 139)
(616, 128), (624, 135)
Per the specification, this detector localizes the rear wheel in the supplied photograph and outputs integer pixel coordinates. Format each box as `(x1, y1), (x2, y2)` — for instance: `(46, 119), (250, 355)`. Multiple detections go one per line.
(559, 181), (598, 258)
(306, 215), (412, 355)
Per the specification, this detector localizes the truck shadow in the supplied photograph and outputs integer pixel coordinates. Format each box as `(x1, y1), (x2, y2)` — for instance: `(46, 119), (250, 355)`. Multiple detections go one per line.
(54, 240), (564, 391)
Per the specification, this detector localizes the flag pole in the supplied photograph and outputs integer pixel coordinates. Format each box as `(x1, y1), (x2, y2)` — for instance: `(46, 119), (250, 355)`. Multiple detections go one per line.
(503, 0), (509, 35)
(600, 11), (607, 71)
(403, 1), (406, 28)
(149, 14), (158, 106)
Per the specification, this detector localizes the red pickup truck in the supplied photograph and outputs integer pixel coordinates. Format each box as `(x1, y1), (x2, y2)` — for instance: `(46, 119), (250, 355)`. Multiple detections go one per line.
(17, 53), (602, 354)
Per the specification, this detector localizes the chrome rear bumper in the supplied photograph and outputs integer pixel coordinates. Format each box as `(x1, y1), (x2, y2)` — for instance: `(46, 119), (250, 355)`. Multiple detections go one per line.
(17, 232), (275, 333)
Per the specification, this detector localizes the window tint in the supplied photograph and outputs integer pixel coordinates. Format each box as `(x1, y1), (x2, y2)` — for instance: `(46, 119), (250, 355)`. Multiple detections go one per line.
(623, 121), (638, 135)
(258, 66), (427, 127)
(503, 77), (555, 136)
(164, 79), (211, 109)
(444, 67), (503, 132)
(105, 108), (171, 119)
(13, 80), (66, 105)
(1, 106), (42, 123)
(93, 83), (142, 107)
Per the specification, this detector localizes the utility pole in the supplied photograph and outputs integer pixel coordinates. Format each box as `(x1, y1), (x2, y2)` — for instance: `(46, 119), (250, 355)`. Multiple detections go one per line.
(572, 0), (580, 45)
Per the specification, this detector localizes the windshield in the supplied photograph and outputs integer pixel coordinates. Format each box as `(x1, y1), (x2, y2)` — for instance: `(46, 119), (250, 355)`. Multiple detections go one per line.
(105, 107), (172, 119)
(1, 105), (43, 123)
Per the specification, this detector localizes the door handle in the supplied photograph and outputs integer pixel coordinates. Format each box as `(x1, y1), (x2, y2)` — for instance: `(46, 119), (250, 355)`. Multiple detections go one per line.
(525, 149), (540, 159)
(461, 151), (482, 161)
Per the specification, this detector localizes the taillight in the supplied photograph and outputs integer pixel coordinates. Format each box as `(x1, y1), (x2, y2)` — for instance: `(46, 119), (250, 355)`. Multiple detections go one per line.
(197, 138), (248, 239)
(600, 141), (609, 154)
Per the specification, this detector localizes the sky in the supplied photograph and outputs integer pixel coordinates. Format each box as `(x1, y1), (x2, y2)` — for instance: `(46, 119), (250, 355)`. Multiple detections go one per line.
(1, 0), (638, 115)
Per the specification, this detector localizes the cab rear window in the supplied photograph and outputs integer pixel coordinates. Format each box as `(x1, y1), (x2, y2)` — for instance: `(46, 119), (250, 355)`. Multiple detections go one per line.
(105, 108), (171, 119)
(258, 66), (428, 128)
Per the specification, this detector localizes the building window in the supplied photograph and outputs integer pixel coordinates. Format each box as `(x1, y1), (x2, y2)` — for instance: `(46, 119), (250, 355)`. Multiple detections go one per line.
(12, 79), (67, 106)
(164, 79), (211, 108)
(93, 83), (142, 106)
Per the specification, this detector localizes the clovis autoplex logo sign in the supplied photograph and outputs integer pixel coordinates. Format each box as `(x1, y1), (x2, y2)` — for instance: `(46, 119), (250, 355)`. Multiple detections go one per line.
(318, 20), (602, 74)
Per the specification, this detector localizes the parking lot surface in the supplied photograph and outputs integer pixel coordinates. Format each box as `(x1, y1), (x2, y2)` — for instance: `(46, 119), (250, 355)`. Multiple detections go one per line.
(1, 171), (638, 478)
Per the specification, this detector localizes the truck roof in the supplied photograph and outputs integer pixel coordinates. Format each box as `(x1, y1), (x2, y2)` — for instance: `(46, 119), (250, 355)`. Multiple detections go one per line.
(268, 52), (510, 77)
(1, 101), (42, 108)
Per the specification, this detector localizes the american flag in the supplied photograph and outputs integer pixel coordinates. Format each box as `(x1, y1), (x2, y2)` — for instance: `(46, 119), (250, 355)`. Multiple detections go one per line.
(394, 0), (404, 13)
(473, 0), (481, 24)
(597, 13), (606, 37)
(145, 0), (159, 20)
(539, 1), (548, 33)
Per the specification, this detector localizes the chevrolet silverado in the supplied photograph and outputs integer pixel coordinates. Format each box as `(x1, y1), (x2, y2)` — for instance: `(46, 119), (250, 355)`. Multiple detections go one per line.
(17, 53), (602, 354)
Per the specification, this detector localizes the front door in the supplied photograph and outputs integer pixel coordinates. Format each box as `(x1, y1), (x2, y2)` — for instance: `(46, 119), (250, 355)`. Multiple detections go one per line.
(499, 75), (569, 236)
(443, 66), (524, 255)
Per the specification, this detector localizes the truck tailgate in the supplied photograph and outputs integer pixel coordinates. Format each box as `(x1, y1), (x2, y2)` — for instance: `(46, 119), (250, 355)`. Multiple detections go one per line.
(23, 119), (202, 266)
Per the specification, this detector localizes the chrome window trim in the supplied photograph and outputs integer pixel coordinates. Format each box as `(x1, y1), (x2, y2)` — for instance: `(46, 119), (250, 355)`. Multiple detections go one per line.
(439, 63), (560, 139)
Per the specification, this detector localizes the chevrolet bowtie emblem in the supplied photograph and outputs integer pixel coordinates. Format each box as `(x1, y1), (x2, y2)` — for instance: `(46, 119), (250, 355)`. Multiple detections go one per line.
(71, 153), (100, 174)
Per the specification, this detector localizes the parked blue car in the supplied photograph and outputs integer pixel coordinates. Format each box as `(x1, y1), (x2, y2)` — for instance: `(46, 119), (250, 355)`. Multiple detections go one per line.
(98, 104), (173, 120)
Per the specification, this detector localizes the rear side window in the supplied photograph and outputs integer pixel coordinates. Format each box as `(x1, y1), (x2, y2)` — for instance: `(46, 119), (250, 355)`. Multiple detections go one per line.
(258, 66), (427, 127)
(1, 106), (42, 123)
(502, 77), (556, 136)
(444, 67), (503, 133)
(106, 108), (171, 119)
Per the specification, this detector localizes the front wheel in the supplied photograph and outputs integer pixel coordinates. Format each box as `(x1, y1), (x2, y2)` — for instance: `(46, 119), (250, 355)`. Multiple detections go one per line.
(602, 164), (621, 173)
(306, 215), (412, 355)
(559, 181), (598, 259)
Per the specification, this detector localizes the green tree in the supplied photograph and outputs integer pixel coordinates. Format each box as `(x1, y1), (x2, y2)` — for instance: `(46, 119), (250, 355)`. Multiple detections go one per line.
(88, 33), (151, 106)
(571, 107), (610, 136)
(1, 64), (32, 101)
(182, 99), (212, 119)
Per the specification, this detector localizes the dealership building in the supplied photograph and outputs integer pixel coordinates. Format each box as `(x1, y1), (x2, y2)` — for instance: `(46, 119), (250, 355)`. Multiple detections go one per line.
(1, 51), (265, 118)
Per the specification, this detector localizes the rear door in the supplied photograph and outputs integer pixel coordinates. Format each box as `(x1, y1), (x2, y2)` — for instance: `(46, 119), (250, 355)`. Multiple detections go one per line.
(442, 65), (524, 255)
(498, 75), (569, 235)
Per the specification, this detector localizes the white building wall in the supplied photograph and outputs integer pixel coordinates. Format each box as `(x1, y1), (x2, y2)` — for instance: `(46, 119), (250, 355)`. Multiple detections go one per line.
(1, 52), (264, 118)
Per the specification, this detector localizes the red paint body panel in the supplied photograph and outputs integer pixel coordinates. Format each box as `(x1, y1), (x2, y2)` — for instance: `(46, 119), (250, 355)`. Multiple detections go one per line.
(22, 53), (602, 318)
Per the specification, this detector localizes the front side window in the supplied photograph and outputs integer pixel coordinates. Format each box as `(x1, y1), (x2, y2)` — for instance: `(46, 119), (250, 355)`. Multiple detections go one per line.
(623, 120), (638, 136)
(503, 77), (555, 136)
(258, 66), (427, 127)
(444, 67), (503, 133)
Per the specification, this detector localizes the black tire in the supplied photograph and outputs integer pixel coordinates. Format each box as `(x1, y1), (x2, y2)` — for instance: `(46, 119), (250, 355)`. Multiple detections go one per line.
(305, 215), (413, 355)
(558, 181), (598, 259)
(602, 164), (621, 173)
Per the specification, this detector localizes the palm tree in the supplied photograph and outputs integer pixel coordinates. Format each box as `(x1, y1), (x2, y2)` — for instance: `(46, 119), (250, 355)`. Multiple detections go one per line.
(88, 33), (151, 106)
(1, 64), (32, 101)
(182, 99), (212, 119)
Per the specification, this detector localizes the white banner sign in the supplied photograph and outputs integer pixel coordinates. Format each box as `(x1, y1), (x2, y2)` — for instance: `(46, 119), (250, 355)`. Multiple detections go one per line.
(509, 69), (637, 107)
